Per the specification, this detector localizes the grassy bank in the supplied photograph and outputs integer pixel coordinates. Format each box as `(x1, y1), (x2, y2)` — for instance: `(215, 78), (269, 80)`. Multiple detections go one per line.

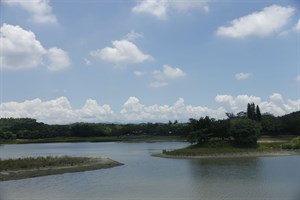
(160, 136), (296, 158)
(282, 136), (300, 150)
(0, 156), (123, 181)
(0, 135), (185, 144)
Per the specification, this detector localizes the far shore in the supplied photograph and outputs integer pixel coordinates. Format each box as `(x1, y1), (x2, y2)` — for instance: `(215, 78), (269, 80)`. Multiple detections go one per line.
(0, 156), (123, 181)
(153, 151), (294, 159)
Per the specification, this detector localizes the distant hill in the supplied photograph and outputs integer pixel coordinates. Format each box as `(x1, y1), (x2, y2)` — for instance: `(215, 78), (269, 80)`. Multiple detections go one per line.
(279, 111), (300, 134)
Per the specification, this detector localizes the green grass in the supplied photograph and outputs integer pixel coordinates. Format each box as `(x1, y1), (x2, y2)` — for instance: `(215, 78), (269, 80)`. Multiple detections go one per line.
(282, 136), (300, 150)
(163, 140), (281, 156)
(0, 156), (123, 181)
(0, 156), (91, 171)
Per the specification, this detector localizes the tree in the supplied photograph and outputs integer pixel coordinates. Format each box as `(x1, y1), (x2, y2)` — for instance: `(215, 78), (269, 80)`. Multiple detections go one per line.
(247, 103), (256, 120)
(230, 119), (261, 146)
(256, 105), (262, 121)
(211, 119), (230, 140)
(226, 112), (236, 119)
(261, 113), (282, 134)
(247, 103), (262, 122)
(187, 116), (213, 144)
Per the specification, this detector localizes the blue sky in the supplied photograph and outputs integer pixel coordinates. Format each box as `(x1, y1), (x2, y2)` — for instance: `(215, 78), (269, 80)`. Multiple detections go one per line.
(0, 0), (299, 124)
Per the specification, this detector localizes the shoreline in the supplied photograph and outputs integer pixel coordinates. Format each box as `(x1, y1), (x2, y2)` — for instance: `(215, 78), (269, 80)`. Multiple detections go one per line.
(153, 151), (294, 159)
(0, 157), (123, 181)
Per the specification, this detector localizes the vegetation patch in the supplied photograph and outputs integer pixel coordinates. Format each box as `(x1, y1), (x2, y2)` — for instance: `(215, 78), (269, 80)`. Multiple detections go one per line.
(0, 156), (123, 181)
(282, 136), (300, 150)
(163, 140), (274, 156)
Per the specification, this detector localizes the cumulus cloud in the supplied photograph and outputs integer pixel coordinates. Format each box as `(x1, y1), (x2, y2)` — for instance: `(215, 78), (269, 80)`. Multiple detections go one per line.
(47, 47), (71, 71)
(235, 72), (252, 80)
(215, 93), (299, 116)
(0, 97), (114, 124)
(1, 94), (299, 124)
(2, 0), (57, 24)
(0, 23), (47, 70)
(0, 24), (71, 71)
(125, 30), (143, 41)
(153, 64), (186, 80)
(90, 39), (153, 66)
(119, 97), (225, 122)
(270, 93), (283, 102)
(132, 0), (208, 19)
(216, 5), (295, 38)
(132, 0), (168, 19)
(149, 64), (186, 88)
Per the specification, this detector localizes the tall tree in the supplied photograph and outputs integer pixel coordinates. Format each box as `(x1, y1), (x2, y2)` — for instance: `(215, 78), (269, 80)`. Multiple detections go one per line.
(256, 105), (262, 121)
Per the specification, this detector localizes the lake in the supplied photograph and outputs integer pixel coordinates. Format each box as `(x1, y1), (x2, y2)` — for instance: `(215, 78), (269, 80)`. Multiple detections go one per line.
(0, 142), (299, 200)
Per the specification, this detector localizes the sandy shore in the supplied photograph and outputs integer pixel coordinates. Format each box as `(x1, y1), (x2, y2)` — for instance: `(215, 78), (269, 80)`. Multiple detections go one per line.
(153, 151), (294, 159)
(0, 157), (123, 181)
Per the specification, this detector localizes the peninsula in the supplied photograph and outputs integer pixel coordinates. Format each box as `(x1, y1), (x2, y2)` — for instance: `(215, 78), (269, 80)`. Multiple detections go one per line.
(0, 156), (123, 181)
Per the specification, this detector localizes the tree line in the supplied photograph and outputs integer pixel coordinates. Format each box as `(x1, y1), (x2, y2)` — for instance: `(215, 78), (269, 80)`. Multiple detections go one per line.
(0, 103), (299, 142)
(0, 118), (188, 140)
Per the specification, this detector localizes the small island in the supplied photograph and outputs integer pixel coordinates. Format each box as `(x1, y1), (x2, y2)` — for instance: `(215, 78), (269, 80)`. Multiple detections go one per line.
(155, 141), (294, 159)
(0, 156), (123, 181)
(157, 103), (300, 159)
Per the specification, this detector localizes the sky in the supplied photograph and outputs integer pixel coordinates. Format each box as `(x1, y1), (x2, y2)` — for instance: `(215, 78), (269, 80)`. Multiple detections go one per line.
(0, 0), (300, 124)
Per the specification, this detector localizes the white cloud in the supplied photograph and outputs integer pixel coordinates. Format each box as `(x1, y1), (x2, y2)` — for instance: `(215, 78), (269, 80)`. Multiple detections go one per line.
(150, 64), (186, 88)
(132, 0), (168, 19)
(216, 5), (295, 38)
(235, 72), (252, 80)
(2, 0), (57, 24)
(119, 97), (225, 122)
(134, 71), (144, 77)
(125, 30), (143, 41)
(84, 58), (91, 65)
(215, 94), (261, 113)
(90, 39), (153, 65)
(0, 24), (70, 71)
(0, 23), (47, 70)
(270, 93), (283, 102)
(132, 0), (208, 19)
(1, 94), (299, 124)
(0, 97), (113, 124)
(47, 47), (71, 71)
(295, 19), (300, 32)
(215, 93), (299, 116)
(153, 64), (186, 80)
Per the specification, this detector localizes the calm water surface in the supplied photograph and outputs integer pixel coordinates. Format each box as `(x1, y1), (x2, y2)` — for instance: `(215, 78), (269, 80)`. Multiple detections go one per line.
(0, 142), (299, 200)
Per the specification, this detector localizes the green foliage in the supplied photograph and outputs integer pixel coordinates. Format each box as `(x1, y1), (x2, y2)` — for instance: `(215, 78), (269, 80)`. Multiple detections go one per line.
(230, 119), (261, 146)
(163, 140), (273, 156)
(187, 116), (213, 144)
(0, 118), (189, 142)
(261, 113), (282, 134)
(0, 156), (90, 171)
(256, 105), (262, 121)
(282, 136), (300, 149)
(0, 109), (299, 144)
(280, 111), (300, 134)
(211, 119), (230, 140)
(247, 103), (261, 121)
